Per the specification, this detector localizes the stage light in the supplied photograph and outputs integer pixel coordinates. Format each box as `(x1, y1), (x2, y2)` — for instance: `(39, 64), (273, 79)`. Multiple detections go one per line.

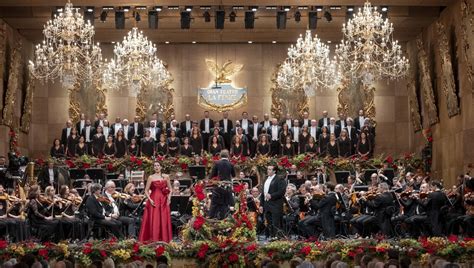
(233, 6), (244, 10)
(277, 10), (287, 29)
(203, 11), (211, 22)
(192, 41), (197, 44)
(266, 6), (277, 10)
(154, 6), (162, 11)
(284, 6), (291, 12)
(251, 6), (258, 12)
(134, 11), (141, 22)
(381, 6), (389, 12)
(165, 41), (170, 44)
(347, 6), (355, 12)
(229, 11), (236, 22)
(248, 41), (253, 44)
(315, 6), (323, 12)
(185, 6), (193, 12)
(148, 10), (158, 29)
(244, 10), (255, 29)
(123, 6), (130, 12)
(308, 11), (318, 29)
(135, 6), (146, 10)
(181, 11), (191, 29)
(51, 6), (62, 19)
(272, 40), (277, 44)
(294, 11), (301, 22)
(115, 9), (125, 29)
(324, 11), (332, 22)
(330, 6), (342, 10)
(84, 6), (94, 25)
(168, 6), (179, 10)
(346, 6), (354, 22)
(381, 6), (388, 19)
(298, 6), (308, 10)
(200, 6), (211, 10)
(215, 10), (225, 29)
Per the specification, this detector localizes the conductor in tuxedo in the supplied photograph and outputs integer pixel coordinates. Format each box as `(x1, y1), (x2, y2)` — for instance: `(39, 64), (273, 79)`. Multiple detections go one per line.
(209, 150), (236, 219)
(260, 165), (287, 239)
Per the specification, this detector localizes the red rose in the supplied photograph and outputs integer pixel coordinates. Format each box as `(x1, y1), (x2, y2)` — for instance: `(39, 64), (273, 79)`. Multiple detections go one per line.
(196, 192), (205, 201)
(181, 163), (188, 171)
(376, 247), (386, 253)
(193, 216), (206, 230)
(233, 184), (244, 193)
(348, 250), (357, 258)
(228, 253), (239, 263)
(107, 163), (114, 172)
(0, 240), (7, 250)
(267, 251), (274, 257)
(448, 234), (458, 243)
(300, 246), (311, 256)
(100, 250), (107, 258)
(385, 155), (393, 164)
(96, 159), (103, 165)
(427, 137), (433, 143)
(136, 159), (143, 166)
(202, 158), (208, 165)
(130, 155), (137, 162)
(156, 155), (165, 161)
(65, 160), (76, 168)
(155, 246), (165, 257)
(133, 243), (140, 253)
(38, 249), (48, 259)
(197, 244), (209, 259)
(246, 244), (257, 252)
(82, 163), (91, 169)
(240, 156), (247, 162)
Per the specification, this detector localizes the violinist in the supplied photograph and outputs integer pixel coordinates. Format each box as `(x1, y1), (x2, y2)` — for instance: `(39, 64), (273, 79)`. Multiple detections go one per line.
(247, 187), (263, 230)
(283, 184), (300, 235)
(5, 187), (26, 241)
(361, 183), (394, 237)
(85, 183), (122, 238)
(120, 183), (144, 219)
(404, 183), (428, 237)
(58, 185), (82, 240)
(419, 181), (447, 236)
(350, 186), (377, 238)
(297, 184), (325, 238)
(26, 185), (59, 241)
(104, 181), (137, 238)
(0, 185), (12, 239)
(459, 192), (474, 236)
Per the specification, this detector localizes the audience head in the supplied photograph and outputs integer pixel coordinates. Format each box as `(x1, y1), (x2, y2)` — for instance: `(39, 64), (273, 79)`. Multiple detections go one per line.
(326, 182), (335, 192)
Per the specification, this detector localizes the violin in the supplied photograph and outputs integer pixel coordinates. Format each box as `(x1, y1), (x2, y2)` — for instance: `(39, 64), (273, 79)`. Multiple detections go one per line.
(96, 195), (111, 204)
(38, 194), (54, 205)
(130, 194), (146, 203)
(112, 192), (131, 200)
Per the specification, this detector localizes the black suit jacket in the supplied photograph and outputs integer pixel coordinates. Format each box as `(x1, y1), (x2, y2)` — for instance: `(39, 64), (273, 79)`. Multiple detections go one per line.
(248, 123), (263, 141)
(61, 127), (71, 146)
(219, 119), (233, 134)
(260, 175), (287, 211)
(131, 122), (144, 139)
(180, 121), (193, 137)
(81, 126), (96, 141)
(200, 118), (214, 133)
(121, 125), (134, 140)
(86, 195), (106, 220)
(76, 120), (86, 134)
(318, 117), (329, 128)
(267, 125), (282, 141)
(148, 127), (162, 140)
(38, 167), (59, 190)
(327, 125), (341, 137)
(336, 120), (346, 129)
(210, 159), (235, 181)
(354, 116), (365, 130)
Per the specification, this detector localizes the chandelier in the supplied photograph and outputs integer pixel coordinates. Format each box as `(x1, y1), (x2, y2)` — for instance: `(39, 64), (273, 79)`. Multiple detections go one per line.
(335, 1), (409, 84)
(102, 27), (172, 94)
(277, 30), (340, 96)
(29, 1), (102, 88)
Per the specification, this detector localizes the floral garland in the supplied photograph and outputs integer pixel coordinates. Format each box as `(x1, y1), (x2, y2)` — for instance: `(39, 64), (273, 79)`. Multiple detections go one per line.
(34, 153), (423, 176)
(0, 237), (472, 267)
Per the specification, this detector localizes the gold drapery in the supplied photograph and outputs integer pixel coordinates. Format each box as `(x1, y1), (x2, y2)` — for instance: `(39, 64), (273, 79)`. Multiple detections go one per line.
(459, 0), (474, 93)
(2, 39), (22, 127)
(68, 82), (81, 123)
(407, 79), (422, 132)
(20, 74), (35, 133)
(336, 78), (376, 121)
(417, 37), (439, 126)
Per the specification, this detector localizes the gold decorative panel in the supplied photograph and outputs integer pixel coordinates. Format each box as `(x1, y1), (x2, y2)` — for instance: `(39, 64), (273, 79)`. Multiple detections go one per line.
(270, 64), (308, 120)
(436, 21), (460, 117)
(407, 79), (422, 132)
(136, 80), (175, 122)
(336, 78), (375, 121)
(459, 0), (474, 93)
(2, 39), (22, 127)
(20, 74), (34, 133)
(0, 21), (5, 115)
(95, 80), (108, 116)
(68, 82), (81, 123)
(416, 37), (439, 126)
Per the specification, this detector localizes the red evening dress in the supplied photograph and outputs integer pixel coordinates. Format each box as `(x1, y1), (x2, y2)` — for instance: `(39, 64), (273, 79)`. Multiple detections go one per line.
(138, 179), (172, 242)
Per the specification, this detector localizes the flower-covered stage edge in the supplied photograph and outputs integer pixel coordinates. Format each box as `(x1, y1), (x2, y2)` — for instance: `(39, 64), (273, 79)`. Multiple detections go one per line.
(0, 237), (472, 267)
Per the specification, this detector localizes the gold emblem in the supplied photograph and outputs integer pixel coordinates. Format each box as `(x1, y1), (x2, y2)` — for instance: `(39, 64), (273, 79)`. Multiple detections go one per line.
(205, 59), (243, 84)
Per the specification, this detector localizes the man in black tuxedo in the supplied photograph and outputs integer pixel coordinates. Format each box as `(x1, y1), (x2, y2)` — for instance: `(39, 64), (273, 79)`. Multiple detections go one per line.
(94, 113), (106, 128)
(122, 119), (133, 141)
(111, 117), (122, 137)
(219, 111), (233, 149)
(164, 114), (176, 130)
(364, 182), (395, 236)
(61, 120), (73, 146)
(260, 165), (286, 239)
(240, 111), (251, 135)
(318, 111), (329, 128)
(200, 111), (214, 152)
(354, 109), (365, 130)
(328, 118), (341, 138)
(421, 181), (447, 236)
(38, 161), (59, 191)
(85, 183), (123, 238)
(291, 119), (301, 154)
(209, 150), (235, 219)
(336, 113), (346, 130)
(180, 114), (193, 138)
(300, 111), (311, 127)
(132, 116), (144, 141)
(317, 183), (338, 238)
(148, 121), (161, 140)
(145, 112), (158, 128)
(167, 120), (182, 138)
(81, 119), (95, 154)
(261, 113), (271, 129)
(249, 115), (262, 157)
(280, 113), (293, 128)
(268, 118), (281, 156)
(345, 117), (359, 155)
(309, 120), (319, 142)
(76, 113), (86, 134)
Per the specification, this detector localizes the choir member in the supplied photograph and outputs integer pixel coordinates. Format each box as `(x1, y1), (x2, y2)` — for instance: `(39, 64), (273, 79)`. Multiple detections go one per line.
(156, 134), (168, 156)
(103, 135), (116, 158)
(299, 125), (310, 154)
(50, 139), (65, 158)
(291, 120), (301, 154)
(167, 120), (181, 138)
(209, 136), (222, 156)
(81, 119), (94, 148)
(338, 129), (352, 157)
(279, 123), (293, 149)
(94, 113), (106, 128)
(356, 131), (371, 158)
(235, 127), (250, 156)
(231, 135), (244, 158)
(300, 111), (311, 127)
(336, 113), (346, 130)
(122, 119), (133, 141)
(249, 115), (262, 157)
(261, 113), (271, 129)
(76, 113), (86, 134)
(111, 117), (123, 137)
(318, 110), (329, 128)
(190, 127), (203, 156)
(328, 117), (341, 138)
(305, 136), (318, 155)
(140, 130), (155, 158)
(61, 120), (73, 147)
(318, 126), (330, 157)
(240, 111), (251, 135)
(91, 126), (106, 157)
(326, 133), (339, 158)
(128, 137), (139, 156)
(66, 128), (80, 158)
(208, 128), (225, 150)
(281, 136), (295, 157)
(165, 114), (176, 130)
(219, 111), (233, 149)
(354, 109), (365, 130)
(179, 114), (193, 137)
(148, 121), (161, 140)
(200, 111), (214, 151)
(257, 133), (271, 156)
(114, 130), (128, 158)
(75, 136), (88, 157)
(269, 118), (281, 156)
(132, 116), (144, 141)
(103, 119), (111, 138)
(180, 137), (193, 157)
(280, 113), (293, 128)
(167, 130), (180, 157)
(309, 120), (319, 142)
(345, 117), (359, 155)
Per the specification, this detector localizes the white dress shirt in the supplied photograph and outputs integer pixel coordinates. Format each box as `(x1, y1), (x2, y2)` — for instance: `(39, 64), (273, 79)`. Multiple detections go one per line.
(264, 174), (276, 196)
(123, 125), (129, 139)
(339, 120), (345, 129)
(66, 127), (71, 138)
(133, 122), (139, 136)
(223, 119), (228, 133)
(329, 124), (336, 134)
(358, 116), (365, 127)
(150, 127), (157, 139)
(303, 119), (310, 127)
(185, 121), (191, 132)
(347, 127), (352, 137)
(310, 127), (317, 140)
(263, 120), (270, 129)
(293, 127), (300, 142)
(241, 119), (249, 134)
(204, 118), (210, 133)
(85, 126), (91, 142)
(99, 120), (104, 127)
(323, 118), (328, 127)
(114, 123), (123, 136)
(103, 127), (110, 138)
(106, 192), (120, 216)
(271, 126), (279, 141)
(253, 123), (259, 140)
(79, 120), (85, 133)
(48, 168), (54, 185)
(286, 119), (292, 128)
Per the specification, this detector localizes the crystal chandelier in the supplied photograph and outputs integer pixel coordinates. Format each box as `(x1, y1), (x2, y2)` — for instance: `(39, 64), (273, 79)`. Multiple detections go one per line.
(29, 1), (102, 88)
(277, 30), (340, 96)
(102, 27), (171, 94)
(336, 1), (409, 85)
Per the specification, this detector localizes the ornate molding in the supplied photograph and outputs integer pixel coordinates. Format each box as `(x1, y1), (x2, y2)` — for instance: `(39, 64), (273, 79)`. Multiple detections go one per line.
(361, 83), (376, 122)
(336, 78), (375, 122)
(437, 21), (460, 117)
(459, 0), (474, 93)
(0, 21), (6, 115)
(136, 79), (175, 122)
(407, 79), (422, 132)
(2, 39), (22, 127)
(95, 79), (108, 116)
(68, 82), (81, 123)
(416, 37), (439, 126)
(20, 74), (35, 133)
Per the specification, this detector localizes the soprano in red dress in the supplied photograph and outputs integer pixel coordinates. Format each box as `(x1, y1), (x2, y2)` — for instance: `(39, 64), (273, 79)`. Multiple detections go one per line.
(138, 162), (172, 242)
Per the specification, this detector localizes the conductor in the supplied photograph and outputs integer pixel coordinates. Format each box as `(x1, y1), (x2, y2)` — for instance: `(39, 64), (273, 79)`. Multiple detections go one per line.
(209, 150), (235, 219)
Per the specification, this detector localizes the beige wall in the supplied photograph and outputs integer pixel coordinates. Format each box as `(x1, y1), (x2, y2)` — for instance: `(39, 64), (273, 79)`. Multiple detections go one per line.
(407, 0), (474, 186)
(29, 42), (410, 158)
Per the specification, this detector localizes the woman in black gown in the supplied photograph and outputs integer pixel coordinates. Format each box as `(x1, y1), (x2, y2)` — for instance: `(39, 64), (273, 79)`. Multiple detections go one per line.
(75, 136), (88, 157)
(299, 125), (310, 154)
(66, 128), (80, 158)
(231, 135), (244, 157)
(279, 123), (292, 154)
(26, 185), (59, 242)
(141, 130), (155, 158)
(190, 128), (203, 156)
(281, 136), (295, 157)
(103, 135), (116, 158)
(209, 136), (222, 156)
(156, 134), (168, 156)
(256, 134), (270, 156)
(180, 137), (193, 157)
(337, 129), (351, 158)
(114, 130), (128, 158)
(167, 130), (180, 157)
(326, 133), (339, 158)
(50, 139), (65, 158)
(91, 126), (106, 157)
(357, 131), (371, 158)
(128, 137), (140, 156)
(318, 126), (330, 157)
(305, 136), (318, 155)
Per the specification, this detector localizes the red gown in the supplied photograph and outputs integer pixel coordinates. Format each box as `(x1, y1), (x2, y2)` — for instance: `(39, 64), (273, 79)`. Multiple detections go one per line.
(138, 179), (172, 242)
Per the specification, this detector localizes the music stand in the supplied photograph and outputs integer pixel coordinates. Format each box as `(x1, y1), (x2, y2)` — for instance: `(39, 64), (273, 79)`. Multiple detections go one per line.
(69, 169), (86, 181)
(86, 168), (105, 183)
(73, 179), (92, 188)
(178, 179), (192, 188)
(189, 165), (206, 180)
(106, 173), (119, 181)
(383, 169), (395, 181)
(76, 187), (86, 197)
(335, 171), (350, 185)
(363, 169), (378, 184)
(287, 174), (304, 189)
(354, 185), (369, 192)
(249, 175), (258, 188)
(170, 196), (192, 215)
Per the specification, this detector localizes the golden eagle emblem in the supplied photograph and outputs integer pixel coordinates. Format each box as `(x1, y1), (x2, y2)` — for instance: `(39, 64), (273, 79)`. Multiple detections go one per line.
(205, 59), (243, 84)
